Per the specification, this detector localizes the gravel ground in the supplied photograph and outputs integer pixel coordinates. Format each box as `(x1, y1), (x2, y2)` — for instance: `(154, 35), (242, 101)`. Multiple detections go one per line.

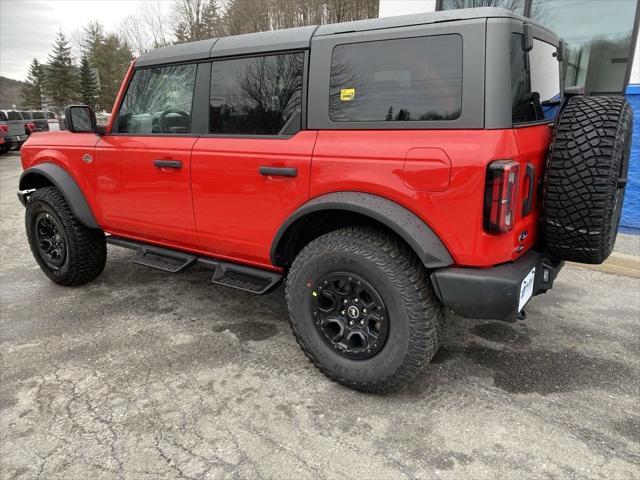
(1, 152), (639, 479)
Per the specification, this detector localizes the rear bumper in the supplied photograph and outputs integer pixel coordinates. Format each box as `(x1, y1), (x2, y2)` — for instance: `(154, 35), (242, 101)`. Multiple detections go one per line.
(4, 135), (27, 144)
(431, 251), (563, 322)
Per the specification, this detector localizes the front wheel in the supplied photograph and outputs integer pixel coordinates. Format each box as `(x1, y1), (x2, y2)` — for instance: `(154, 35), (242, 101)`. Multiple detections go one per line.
(25, 187), (107, 286)
(285, 227), (442, 393)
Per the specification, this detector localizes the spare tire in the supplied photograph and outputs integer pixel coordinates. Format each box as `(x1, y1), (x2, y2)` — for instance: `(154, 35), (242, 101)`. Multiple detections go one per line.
(543, 95), (632, 264)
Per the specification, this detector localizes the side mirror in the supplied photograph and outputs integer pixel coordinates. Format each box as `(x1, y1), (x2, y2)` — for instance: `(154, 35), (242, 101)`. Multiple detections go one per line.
(64, 105), (96, 133)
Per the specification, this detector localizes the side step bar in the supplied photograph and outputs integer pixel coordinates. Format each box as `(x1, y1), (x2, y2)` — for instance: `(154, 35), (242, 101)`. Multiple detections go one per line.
(106, 236), (282, 294)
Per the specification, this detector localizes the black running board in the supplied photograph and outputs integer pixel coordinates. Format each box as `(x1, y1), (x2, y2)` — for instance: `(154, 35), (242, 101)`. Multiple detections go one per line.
(106, 236), (282, 294)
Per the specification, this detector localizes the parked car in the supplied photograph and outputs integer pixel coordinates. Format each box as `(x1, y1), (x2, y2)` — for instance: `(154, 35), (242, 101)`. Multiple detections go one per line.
(0, 110), (27, 150)
(0, 124), (7, 154)
(31, 111), (49, 132)
(47, 111), (61, 131)
(20, 111), (39, 136)
(16, 8), (632, 392)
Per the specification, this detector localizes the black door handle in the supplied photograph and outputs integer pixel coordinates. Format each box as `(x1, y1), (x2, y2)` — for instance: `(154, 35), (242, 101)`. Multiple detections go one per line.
(154, 159), (182, 169)
(259, 166), (297, 177)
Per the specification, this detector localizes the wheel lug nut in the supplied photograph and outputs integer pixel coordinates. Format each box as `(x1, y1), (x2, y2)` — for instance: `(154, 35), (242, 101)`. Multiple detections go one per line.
(360, 320), (364, 325)
(354, 298), (358, 303)
(349, 321), (354, 326)
(341, 310), (345, 315)
(343, 299), (348, 304)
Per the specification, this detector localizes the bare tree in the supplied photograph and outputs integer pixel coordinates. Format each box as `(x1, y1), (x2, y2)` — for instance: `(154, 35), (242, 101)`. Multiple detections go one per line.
(120, 1), (171, 55)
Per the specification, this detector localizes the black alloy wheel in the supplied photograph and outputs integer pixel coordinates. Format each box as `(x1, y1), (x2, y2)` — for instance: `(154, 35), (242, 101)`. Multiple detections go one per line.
(312, 272), (389, 359)
(35, 212), (67, 269)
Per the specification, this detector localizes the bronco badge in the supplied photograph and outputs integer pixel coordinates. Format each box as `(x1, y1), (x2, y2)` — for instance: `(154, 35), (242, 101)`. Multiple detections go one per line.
(82, 154), (93, 164)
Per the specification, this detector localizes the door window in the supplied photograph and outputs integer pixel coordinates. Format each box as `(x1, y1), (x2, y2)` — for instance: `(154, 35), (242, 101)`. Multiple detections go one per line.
(209, 52), (304, 135)
(116, 64), (197, 134)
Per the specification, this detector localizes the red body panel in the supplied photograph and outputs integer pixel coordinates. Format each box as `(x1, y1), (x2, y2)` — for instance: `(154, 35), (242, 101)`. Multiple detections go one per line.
(94, 135), (200, 248)
(191, 131), (317, 267)
(20, 116), (552, 269)
(310, 127), (551, 266)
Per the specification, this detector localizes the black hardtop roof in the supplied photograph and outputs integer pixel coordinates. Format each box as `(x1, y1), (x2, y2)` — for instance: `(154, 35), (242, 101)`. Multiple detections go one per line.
(135, 7), (554, 67)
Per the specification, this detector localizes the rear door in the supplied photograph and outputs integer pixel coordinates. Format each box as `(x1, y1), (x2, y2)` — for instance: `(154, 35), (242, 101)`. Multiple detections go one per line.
(95, 63), (201, 248)
(191, 52), (316, 267)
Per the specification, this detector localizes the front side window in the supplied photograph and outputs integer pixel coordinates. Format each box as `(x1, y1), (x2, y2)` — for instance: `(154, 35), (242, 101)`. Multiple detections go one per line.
(511, 34), (560, 124)
(116, 64), (197, 134)
(329, 35), (463, 123)
(209, 52), (304, 135)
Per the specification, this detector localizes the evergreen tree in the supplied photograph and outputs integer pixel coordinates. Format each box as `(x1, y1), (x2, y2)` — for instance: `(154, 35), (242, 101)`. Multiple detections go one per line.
(174, 0), (223, 43)
(45, 32), (79, 107)
(92, 34), (133, 111)
(21, 59), (45, 109)
(79, 55), (100, 110)
(81, 21), (105, 59)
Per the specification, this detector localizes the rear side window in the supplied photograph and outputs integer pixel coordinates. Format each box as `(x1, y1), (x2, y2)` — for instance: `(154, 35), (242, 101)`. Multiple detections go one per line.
(0, 112), (7, 121)
(116, 64), (197, 134)
(32, 111), (44, 119)
(209, 52), (304, 136)
(8, 111), (22, 120)
(511, 34), (561, 124)
(20, 112), (32, 120)
(329, 35), (463, 122)
(47, 112), (56, 119)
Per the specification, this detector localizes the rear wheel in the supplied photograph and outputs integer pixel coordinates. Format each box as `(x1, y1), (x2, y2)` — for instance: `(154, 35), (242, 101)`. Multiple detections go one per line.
(26, 187), (106, 286)
(285, 227), (442, 393)
(543, 95), (632, 264)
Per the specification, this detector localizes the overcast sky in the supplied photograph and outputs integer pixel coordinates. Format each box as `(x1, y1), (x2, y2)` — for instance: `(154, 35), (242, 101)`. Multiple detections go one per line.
(0, 0), (172, 81)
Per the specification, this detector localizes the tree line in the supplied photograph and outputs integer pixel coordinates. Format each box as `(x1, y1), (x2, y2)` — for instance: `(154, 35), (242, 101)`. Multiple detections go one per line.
(21, 0), (377, 113)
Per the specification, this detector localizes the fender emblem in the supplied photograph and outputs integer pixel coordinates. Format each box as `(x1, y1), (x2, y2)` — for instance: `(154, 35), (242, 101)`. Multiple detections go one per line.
(82, 153), (93, 164)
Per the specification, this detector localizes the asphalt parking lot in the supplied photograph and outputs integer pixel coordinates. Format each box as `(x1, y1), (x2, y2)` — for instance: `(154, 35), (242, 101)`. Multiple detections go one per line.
(1, 151), (639, 480)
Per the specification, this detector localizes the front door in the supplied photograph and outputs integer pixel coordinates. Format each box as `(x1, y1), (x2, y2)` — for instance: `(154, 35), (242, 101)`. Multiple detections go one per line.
(95, 63), (200, 248)
(191, 52), (315, 267)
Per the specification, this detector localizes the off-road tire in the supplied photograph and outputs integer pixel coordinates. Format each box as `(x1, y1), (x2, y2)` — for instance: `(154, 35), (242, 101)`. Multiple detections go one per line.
(543, 95), (632, 264)
(26, 187), (106, 286)
(285, 227), (443, 393)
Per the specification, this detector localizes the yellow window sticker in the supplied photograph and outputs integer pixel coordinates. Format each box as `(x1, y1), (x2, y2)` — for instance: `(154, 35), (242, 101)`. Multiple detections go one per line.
(340, 88), (355, 101)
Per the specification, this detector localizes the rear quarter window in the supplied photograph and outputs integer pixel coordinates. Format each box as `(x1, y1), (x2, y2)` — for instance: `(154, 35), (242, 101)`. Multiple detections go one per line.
(329, 34), (463, 123)
(511, 34), (561, 124)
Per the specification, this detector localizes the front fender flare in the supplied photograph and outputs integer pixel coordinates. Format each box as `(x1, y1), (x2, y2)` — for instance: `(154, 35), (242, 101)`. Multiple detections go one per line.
(19, 163), (100, 229)
(271, 192), (453, 269)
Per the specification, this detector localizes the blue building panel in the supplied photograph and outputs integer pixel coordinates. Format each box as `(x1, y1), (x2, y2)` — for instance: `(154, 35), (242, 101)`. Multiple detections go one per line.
(622, 86), (640, 231)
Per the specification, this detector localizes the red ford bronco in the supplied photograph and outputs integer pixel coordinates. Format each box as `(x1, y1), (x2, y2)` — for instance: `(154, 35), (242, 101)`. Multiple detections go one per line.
(18, 8), (632, 392)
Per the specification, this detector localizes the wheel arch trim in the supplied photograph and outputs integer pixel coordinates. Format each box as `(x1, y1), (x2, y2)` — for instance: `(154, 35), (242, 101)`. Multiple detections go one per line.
(19, 163), (100, 229)
(270, 192), (454, 269)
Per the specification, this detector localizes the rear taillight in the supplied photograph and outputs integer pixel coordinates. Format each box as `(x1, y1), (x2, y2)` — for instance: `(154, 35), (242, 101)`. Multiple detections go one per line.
(0, 125), (7, 134)
(484, 160), (520, 233)
(26, 122), (37, 133)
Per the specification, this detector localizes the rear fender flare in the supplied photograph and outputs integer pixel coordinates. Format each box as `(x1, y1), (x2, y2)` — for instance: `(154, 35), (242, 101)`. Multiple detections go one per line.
(271, 192), (453, 269)
(19, 163), (100, 229)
